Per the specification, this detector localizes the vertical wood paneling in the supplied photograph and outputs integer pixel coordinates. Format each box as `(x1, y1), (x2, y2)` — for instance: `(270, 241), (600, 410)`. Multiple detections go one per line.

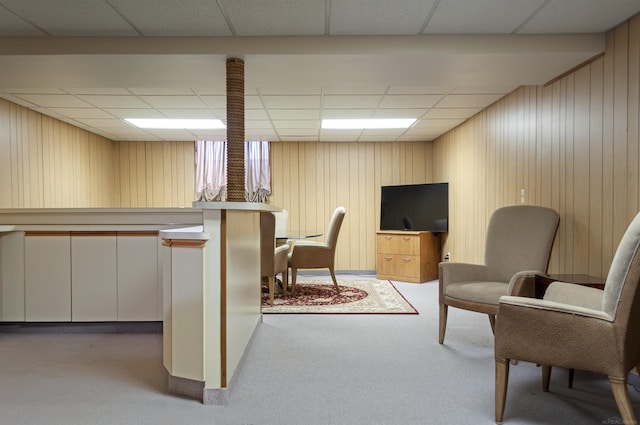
(433, 16), (640, 277)
(114, 140), (195, 208)
(0, 99), (194, 209)
(0, 100), (116, 208)
(270, 141), (434, 271)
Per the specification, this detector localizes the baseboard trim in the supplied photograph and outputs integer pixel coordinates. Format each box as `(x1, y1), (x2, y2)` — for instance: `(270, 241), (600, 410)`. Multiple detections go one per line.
(0, 321), (162, 333)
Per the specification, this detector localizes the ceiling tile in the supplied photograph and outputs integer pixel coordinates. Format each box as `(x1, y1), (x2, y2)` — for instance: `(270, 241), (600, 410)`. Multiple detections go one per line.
(262, 95), (321, 109)
(245, 120), (275, 129)
(139, 95), (208, 109)
(245, 96), (265, 109)
(323, 86), (388, 95)
(387, 86), (453, 95)
(272, 120), (319, 129)
(200, 95), (226, 109)
(104, 108), (166, 119)
(258, 85), (321, 95)
(322, 109), (373, 119)
(46, 108), (116, 119)
(360, 128), (407, 137)
(452, 85), (515, 94)
(379, 95), (441, 109)
(219, 0), (325, 35)
(65, 88), (131, 95)
(276, 128), (319, 137)
(268, 109), (319, 120)
(76, 95), (150, 108)
(0, 7), (46, 36)
(13, 94), (93, 108)
(73, 118), (132, 128)
(129, 88), (195, 95)
(323, 95), (382, 109)
(108, 0), (232, 36)
(156, 108), (217, 118)
(151, 129), (200, 140)
(330, 0), (436, 35)
(0, 0), (139, 36)
(190, 129), (227, 139)
(423, 0), (546, 34)
(245, 109), (270, 120)
(519, 0), (640, 33)
(372, 109), (427, 118)
(4, 88), (66, 95)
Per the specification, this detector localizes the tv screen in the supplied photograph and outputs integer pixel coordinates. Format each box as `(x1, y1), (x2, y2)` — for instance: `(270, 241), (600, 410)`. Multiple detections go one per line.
(380, 183), (448, 232)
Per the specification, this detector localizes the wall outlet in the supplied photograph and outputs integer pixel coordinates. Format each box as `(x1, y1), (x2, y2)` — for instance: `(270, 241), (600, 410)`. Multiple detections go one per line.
(520, 188), (525, 204)
(444, 252), (451, 262)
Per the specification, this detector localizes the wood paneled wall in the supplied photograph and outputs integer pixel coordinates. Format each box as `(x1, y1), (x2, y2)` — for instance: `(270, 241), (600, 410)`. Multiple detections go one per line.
(0, 99), (116, 208)
(433, 15), (640, 277)
(270, 141), (434, 271)
(0, 99), (196, 209)
(114, 141), (195, 208)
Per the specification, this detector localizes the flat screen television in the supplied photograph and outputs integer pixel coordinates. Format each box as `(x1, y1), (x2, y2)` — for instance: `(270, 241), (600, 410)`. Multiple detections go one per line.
(380, 182), (448, 232)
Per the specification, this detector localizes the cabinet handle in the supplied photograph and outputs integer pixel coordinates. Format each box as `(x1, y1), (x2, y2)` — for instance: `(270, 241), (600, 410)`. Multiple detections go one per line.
(402, 237), (411, 241)
(402, 257), (412, 262)
(384, 236), (392, 240)
(384, 256), (393, 261)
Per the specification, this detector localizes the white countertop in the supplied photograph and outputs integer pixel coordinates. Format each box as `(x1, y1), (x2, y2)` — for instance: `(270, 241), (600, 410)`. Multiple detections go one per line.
(0, 225), (15, 233)
(160, 226), (209, 240)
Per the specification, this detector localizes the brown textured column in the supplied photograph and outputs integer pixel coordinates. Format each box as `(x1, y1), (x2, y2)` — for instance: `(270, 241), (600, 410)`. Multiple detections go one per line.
(226, 57), (245, 202)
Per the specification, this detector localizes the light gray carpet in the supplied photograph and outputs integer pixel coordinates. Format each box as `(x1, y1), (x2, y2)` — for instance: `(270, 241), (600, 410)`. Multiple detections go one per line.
(1, 272), (638, 425)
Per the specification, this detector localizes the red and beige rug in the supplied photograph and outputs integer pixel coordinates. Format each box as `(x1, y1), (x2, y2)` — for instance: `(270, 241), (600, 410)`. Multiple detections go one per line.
(261, 279), (418, 314)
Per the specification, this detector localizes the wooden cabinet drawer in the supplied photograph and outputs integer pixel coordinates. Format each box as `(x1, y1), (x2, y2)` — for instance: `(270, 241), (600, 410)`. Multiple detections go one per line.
(377, 233), (420, 255)
(376, 230), (440, 283)
(377, 254), (421, 279)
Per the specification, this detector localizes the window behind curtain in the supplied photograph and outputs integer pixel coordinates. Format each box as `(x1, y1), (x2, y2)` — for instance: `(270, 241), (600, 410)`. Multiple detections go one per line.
(194, 140), (271, 202)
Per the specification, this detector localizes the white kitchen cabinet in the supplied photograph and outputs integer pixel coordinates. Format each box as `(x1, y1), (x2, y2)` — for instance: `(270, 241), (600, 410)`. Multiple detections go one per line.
(117, 233), (159, 321)
(25, 232), (71, 321)
(71, 233), (118, 321)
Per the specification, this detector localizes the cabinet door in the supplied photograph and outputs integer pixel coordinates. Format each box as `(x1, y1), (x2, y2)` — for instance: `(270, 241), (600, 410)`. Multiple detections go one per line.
(117, 234), (159, 321)
(25, 233), (71, 322)
(71, 234), (117, 321)
(0, 231), (25, 321)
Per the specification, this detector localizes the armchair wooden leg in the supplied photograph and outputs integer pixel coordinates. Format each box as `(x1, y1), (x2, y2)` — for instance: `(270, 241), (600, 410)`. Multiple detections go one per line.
(281, 269), (289, 296)
(291, 268), (298, 295)
(329, 267), (340, 293)
(542, 365), (551, 392)
(489, 314), (496, 334)
(268, 276), (275, 306)
(439, 303), (448, 344)
(610, 376), (638, 425)
(495, 358), (510, 424)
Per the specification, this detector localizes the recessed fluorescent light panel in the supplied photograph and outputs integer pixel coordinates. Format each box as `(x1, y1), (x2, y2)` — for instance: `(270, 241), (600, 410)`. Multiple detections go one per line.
(321, 118), (416, 129)
(124, 118), (226, 129)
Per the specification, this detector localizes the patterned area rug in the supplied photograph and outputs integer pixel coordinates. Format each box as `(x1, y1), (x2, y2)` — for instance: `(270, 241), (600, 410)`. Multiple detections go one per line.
(261, 279), (418, 314)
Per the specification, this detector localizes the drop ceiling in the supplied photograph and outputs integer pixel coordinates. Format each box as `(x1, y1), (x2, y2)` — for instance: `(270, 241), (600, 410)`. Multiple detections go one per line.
(0, 0), (637, 143)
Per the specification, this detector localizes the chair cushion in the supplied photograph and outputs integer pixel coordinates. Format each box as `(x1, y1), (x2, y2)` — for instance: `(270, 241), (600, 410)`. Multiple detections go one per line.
(445, 281), (509, 305)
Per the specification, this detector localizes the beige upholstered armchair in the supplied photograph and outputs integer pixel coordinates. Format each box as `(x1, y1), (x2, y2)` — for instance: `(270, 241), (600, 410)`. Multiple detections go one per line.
(288, 206), (346, 294)
(261, 212), (290, 306)
(439, 205), (560, 344)
(495, 211), (640, 424)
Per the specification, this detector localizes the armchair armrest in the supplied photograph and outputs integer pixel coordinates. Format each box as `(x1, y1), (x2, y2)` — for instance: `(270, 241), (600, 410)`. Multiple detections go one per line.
(506, 270), (546, 297)
(499, 295), (611, 321)
(542, 281), (604, 310)
(439, 262), (490, 289)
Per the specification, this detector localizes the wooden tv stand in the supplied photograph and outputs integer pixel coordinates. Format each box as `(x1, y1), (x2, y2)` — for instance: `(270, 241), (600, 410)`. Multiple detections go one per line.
(376, 230), (441, 283)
